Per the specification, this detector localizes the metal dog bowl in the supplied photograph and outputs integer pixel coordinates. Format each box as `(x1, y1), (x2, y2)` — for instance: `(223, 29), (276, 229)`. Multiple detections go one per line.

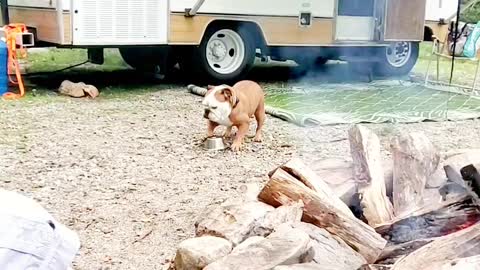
(204, 137), (227, 151)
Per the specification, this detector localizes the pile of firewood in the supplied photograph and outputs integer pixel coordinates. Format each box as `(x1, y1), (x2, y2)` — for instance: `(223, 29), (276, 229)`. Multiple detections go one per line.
(171, 125), (480, 270)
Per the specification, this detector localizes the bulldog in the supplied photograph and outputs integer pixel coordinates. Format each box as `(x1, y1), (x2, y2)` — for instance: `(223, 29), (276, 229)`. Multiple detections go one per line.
(202, 80), (266, 151)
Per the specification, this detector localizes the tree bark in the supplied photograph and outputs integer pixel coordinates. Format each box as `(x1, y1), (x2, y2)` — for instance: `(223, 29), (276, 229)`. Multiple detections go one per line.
(348, 125), (394, 227)
(258, 167), (387, 263)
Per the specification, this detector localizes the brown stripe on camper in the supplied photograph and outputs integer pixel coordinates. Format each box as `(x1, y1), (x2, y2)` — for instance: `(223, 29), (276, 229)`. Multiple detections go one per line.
(169, 14), (334, 46)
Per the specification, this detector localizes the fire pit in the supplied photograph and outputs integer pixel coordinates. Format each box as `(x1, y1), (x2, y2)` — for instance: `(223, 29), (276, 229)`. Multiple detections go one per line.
(170, 125), (480, 270)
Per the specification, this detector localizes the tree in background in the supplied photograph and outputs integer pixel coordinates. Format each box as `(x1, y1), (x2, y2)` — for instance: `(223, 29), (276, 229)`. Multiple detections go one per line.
(461, 0), (480, 23)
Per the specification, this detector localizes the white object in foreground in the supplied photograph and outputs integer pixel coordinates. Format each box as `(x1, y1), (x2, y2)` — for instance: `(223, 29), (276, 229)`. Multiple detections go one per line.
(0, 189), (80, 270)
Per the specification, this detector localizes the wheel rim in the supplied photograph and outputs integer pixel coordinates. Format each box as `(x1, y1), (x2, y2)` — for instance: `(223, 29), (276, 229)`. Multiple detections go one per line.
(385, 42), (412, 68)
(206, 29), (245, 75)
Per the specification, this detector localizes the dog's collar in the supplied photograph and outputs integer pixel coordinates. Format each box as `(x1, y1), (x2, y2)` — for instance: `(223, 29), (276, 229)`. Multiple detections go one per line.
(233, 98), (239, 108)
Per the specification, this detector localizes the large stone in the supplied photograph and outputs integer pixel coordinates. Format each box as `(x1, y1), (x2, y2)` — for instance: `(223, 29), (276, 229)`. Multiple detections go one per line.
(58, 80), (86, 98)
(58, 80), (100, 99)
(195, 201), (274, 245)
(273, 263), (325, 270)
(285, 222), (367, 270)
(174, 236), (233, 270)
(231, 236), (265, 254)
(204, 225), (311, 270)
(251, 201), (304, 237)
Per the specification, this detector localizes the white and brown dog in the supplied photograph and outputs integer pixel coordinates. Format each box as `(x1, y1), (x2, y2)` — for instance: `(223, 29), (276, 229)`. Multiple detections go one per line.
(202, 80), (266, 151)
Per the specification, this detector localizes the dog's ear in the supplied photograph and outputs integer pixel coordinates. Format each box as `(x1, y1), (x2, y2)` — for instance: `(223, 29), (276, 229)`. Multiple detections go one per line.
(222, 87), (238, 108)
(207, 85), (215, 90)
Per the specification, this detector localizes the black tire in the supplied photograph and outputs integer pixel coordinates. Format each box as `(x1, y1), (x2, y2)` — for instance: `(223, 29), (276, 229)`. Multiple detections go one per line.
(190, 24), (256, 84)
(119, 47), (178, 76)
(374, 41), (419, 77)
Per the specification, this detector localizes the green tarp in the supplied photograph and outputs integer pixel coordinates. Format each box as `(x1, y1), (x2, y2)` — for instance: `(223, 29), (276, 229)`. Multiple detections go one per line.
(189, 82), (480, 127)
(264, 82), (480, 126)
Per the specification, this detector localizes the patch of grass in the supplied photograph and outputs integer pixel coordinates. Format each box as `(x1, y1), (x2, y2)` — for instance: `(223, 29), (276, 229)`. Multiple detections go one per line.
(26, 48), (127, 73)
(414, 42), (479, 87)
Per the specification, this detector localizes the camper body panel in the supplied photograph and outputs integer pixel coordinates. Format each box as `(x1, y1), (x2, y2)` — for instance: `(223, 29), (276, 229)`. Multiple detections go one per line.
(8, 0), (71, 44)
(7, 0), (428, 47)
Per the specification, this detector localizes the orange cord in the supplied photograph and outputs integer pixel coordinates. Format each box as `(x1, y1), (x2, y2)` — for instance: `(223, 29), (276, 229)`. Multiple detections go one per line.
(2, 23), (28, 100)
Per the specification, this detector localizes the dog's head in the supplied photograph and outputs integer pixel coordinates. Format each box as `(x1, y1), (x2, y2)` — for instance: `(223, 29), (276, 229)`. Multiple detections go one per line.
(202, 84), (238, 123)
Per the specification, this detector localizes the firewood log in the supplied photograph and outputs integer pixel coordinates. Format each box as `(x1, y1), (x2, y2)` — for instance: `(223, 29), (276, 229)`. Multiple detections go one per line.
(391, 132), (440, 216)
(348, 125), (394, 227)
(258, 167), (387, 263)
(391, 222), (480, 270)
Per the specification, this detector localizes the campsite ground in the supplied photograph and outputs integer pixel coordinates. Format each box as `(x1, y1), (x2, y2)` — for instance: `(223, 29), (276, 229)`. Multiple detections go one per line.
(1, 43), (480, 269)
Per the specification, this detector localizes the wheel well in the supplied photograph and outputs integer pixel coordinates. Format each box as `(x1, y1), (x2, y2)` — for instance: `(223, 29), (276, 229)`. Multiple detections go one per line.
(204, 20), (267, 51)
(424, 26), (434, 41)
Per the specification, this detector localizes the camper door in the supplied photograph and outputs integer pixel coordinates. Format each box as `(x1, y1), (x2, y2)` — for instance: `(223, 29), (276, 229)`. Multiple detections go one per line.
(383, 0), (427, 41)
(335, 0), (383, 41)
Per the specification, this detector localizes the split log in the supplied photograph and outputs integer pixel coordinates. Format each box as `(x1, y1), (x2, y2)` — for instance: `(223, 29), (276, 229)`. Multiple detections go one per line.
(309, 158), (359, 206)
(358, 265), (391, 270)
(460, 164), (480, 198)
(276, 158), (354, 217)
(444, 165), (464, 186)
(435, 255), (480, 270)
(391, 222), (480, 270)
(376, 196), (480, 244)
(391, 132), (440, 216)
(348, 125), (394, 227)
(285, 222), (366, 269)
(258, 167), (387, 263)
(428, 149), (480, 188)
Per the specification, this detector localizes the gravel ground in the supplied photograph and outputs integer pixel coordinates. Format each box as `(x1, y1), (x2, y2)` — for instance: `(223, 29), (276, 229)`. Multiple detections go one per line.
(1, 84), (480, 270)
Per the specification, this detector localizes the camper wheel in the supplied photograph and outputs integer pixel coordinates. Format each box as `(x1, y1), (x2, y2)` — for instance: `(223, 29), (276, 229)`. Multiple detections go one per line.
(191, 24), (256, 83)
(375, 41), (419, 77)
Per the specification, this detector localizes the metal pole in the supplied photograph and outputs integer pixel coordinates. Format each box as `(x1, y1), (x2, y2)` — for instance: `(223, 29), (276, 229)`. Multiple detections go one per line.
(1, 0), (9, 25)
(449, 0), (462, 85)
(185, 0), (206, 17)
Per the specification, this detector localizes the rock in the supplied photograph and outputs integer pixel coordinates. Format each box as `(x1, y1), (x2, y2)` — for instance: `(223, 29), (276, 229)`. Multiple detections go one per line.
(58, 80), (100, 99)
(231, 236), (265, 254)
(83, 84), (100, 99)
(59, 80), (86, 98)
(238, 183), (262, 202)
(204, 225), (311, 270)
(174, 236), (233, 270)
(284, 222), (366, 270)
(251, 201), (304, 237)
(273, 263), (325, 270)
(428, 149), (480, 188)
(195, 201), (274, 245)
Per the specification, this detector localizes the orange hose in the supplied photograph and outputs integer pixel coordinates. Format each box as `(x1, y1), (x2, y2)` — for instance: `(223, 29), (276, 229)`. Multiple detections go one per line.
(2, 23), (28, 100)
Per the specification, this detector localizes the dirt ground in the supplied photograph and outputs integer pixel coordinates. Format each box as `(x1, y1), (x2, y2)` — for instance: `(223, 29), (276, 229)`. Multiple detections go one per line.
(2, 57), (480, 269)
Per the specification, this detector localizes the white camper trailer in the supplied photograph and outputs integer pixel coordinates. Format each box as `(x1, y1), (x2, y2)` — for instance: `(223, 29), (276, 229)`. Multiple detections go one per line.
(7, 0), (428, 82)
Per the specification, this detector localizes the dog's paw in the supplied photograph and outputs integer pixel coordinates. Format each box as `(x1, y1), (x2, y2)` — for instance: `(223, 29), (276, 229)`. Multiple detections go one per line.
(253, 134), (263, 142)
(231, 142), (242, 152)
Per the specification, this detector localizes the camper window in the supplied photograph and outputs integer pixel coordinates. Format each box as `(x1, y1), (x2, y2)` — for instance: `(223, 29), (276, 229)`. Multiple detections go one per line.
(337, 0), (374, 17)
